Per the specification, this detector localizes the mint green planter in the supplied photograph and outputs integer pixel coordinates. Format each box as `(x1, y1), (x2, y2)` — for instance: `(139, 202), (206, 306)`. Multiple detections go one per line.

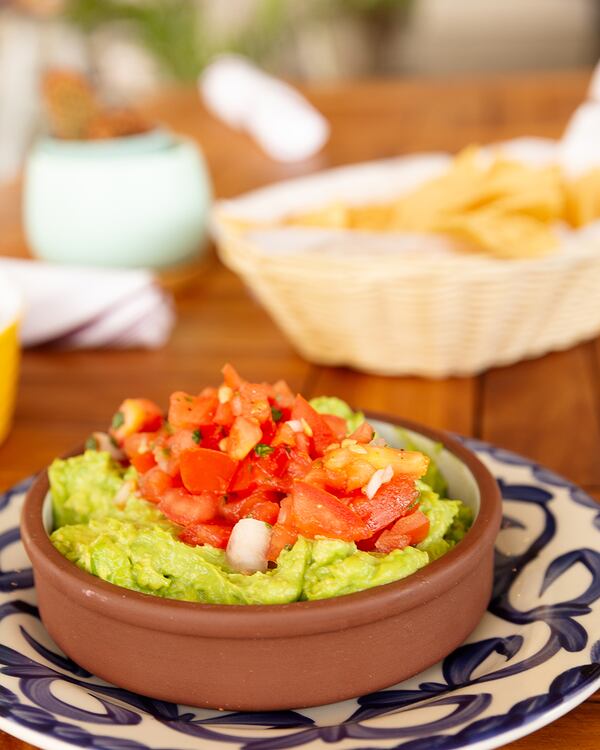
(24, 130), (211, 269)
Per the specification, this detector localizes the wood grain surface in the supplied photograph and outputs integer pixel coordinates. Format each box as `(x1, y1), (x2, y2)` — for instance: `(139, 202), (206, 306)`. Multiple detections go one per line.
(0, 69), (598, 749)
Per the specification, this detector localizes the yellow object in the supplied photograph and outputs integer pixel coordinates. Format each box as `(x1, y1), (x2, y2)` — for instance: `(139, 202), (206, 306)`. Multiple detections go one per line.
(0, 282), (21, 446)
(281, 146), (599, 259)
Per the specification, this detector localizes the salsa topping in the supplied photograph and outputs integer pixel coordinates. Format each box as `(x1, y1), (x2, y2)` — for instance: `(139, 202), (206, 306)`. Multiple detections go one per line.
(97, 364), (436, 573)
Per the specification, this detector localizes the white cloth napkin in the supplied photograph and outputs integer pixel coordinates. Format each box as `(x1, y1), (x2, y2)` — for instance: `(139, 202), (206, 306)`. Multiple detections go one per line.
(559, 61), (600, 176)
(200, 55), (330, 163)
(0, 258), (175, 349)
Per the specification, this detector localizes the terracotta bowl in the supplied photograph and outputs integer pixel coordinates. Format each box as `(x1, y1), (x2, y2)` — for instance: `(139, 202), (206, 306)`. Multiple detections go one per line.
(21, 415), (501, 711)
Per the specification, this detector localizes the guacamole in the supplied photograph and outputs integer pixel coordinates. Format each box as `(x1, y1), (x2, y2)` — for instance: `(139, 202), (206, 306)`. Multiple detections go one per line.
(49, 448), (472, 604)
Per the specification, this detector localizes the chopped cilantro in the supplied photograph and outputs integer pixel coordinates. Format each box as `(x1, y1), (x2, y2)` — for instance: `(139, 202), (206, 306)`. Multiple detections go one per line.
(84, 435), (97, 451)
(192, 429), (202, 444)
(271, 406), (283, 422)
(255, 443), (274, 458)
(111, 411), (125, 429)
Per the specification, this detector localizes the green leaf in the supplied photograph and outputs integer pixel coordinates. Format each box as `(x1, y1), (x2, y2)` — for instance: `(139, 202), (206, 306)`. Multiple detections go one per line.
(254, 443), (274, 458)
(111, 411), (125, 430)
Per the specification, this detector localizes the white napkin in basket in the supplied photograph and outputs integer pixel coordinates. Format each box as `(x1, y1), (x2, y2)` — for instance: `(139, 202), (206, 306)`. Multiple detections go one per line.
(0, 258), (174, 349)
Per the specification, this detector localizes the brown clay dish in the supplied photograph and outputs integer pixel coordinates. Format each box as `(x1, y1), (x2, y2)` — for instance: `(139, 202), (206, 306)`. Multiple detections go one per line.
(21, 415), (501, 711)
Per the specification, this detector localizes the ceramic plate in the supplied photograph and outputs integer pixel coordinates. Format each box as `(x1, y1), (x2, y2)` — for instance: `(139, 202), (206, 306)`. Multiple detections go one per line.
(1, 438), (599, 750)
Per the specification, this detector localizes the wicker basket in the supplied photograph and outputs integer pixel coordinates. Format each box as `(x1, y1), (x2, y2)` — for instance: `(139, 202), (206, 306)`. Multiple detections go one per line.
(212, 144), (600, 377)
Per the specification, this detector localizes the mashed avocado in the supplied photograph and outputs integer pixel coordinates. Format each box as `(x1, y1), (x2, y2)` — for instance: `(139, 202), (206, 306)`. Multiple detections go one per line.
(49, 441), (472, 604)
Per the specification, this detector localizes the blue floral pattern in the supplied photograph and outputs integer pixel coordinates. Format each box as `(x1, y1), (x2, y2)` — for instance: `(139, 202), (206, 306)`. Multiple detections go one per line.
(0, 439), (599, 750)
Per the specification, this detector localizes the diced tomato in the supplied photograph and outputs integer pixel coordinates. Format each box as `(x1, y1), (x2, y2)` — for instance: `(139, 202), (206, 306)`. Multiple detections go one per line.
(222, 363), (243, 390)
(110, 398), (163, 444)
(374, 530), (411, 554)
(277, 496), (293, 525)
(229, 382), (272, 423)
(321, 414), (348, 441)
(180, 448), (237, 494)
(168, 391), (217, 430)
(220, 488), (282, 523)
(267, 524), (298, 561)
(291, 395), (338, 456)
(214, 400), (234, 427)
(227, 416), (262, 461)
(246, 501), (280, 525)
(350, 421), (375, 443)
(138, 466), (178, 504)
(152, 429), (195, 477)
(271, 422), (297, 447)
(289, 482), (367, 541)
(351, 476), (419, 534)
(303, 462), (348, 494)
(384, 509), (430, 545)
(271, 379), (295, 409)
(345, 459), (376, 492)
(179, 522), (233, 549)
(196, 423), (224, 451)
(123, 432), (158, 474)
(158, 488), (219, 526)
(294, 431), (312, 455)
(130, 451), (156, 474)
(260, 417), (278, 445)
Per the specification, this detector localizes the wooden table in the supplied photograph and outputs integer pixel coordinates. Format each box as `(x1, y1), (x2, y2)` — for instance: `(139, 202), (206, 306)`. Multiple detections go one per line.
(0, 69), (598, 749)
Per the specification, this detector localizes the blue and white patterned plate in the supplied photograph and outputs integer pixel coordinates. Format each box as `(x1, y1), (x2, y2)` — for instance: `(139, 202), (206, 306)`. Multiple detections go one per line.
(1, 439), (599, 750)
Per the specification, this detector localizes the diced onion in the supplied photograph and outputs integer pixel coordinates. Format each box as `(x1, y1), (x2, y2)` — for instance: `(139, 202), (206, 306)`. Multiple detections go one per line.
(364, 464), (394, 500)
(93, 431), (125, 461)
(113, 479), (135, 508)
(286, 419), (303, 432)
(226, 518), (272, 573)
(218, 385), (233, 404)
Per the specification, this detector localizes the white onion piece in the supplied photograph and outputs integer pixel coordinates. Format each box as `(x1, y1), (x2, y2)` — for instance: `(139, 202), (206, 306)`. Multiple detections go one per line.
(93, 431), (125, 461)
(113, 479), (135, 508)
(226, 518), (272, 573)
(364, 464), (394, 500)
(286, 419), (303, 432)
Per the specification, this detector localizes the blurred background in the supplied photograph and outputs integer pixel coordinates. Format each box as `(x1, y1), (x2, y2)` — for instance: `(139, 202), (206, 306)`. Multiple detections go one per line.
(2, 0), (600, 182)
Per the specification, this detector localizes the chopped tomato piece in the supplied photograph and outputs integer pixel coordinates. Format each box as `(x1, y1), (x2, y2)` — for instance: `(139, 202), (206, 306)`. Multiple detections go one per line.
(321, 414), (348, 441)
(303, 462), (348, 494)
(220, 488), (282, 523)
(271, 379), (295, 409)
(110, 398), (163, 444)
(214, 400), (235, 427)
(374, 530), (411, 554)
(158, 488), (219, 526)
(350, 421), (375, 443)
(123, 432), (158, 474)
(291, 395), (338, 456)
(385, 509), (430, 545)
(345, 459), (376, 492)
(289, 482), (367, 541)
(277, 496), (293, 525)
(195, 423), (224, 451)
(351, 476), (419, 534)
(271, 422), (297, 447)
(168, 391), (217, 430)
(138, 466), (178, 504)
(179, 522), (233, 549)
(222, 363), (243, 390)
(180, 448), (237, 494)
(246, 501), (280, 525)
(227, 416), (262, 461)
(267, 524), (298, 561)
